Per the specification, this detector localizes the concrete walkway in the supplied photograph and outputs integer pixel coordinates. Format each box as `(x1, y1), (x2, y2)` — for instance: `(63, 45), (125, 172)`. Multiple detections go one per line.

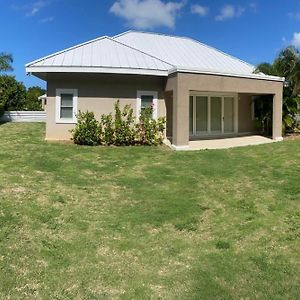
(188, 135), (275, 151)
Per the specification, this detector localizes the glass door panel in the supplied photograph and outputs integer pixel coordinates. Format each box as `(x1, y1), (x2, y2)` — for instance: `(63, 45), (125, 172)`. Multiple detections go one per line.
(224, 97), (234, 133)
(189, 96), (194, 135)
(210, 97), (222, 132)
(196, 96), (208, 134)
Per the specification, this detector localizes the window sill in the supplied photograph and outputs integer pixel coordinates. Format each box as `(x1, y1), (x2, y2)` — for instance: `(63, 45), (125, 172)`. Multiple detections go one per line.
(55, 119), (77, 124)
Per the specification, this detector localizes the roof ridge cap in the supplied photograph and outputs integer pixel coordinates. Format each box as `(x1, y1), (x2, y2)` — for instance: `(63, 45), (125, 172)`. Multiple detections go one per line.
(107, 36), (175, 68)
(114, 31), (255, 70)
(184, 36), (255, 69)
(113, 30), (189, 40)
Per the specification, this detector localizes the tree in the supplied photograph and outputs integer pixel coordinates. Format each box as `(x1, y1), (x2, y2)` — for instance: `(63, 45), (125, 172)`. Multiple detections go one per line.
(256, 46), (300, 133)
(25, 86), (45, 111)
(0, 75), (26, 114)
(0, 52), (13, 72)
(255, 62), (278, 76)
(274, 46), (299, 79)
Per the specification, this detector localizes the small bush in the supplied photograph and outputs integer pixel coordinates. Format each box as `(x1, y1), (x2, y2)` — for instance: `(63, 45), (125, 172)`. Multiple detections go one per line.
(137, 107), (166, 146)
(101, 113), (114, 145)
(71, 101), (166, 147)
(71, 111), (100, 146)
(113, 100), (136, 146)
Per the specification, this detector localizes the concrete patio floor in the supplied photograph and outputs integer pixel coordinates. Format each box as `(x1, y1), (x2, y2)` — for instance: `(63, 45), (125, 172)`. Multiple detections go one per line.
(185, 135), (276, 151)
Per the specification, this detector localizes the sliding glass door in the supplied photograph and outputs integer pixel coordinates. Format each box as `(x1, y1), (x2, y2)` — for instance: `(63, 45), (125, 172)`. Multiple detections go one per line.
(210, 97), (222, 133)
(224, 97), (234, 133)
(190, 94), (237, 136)
(195, 96), (208, 134)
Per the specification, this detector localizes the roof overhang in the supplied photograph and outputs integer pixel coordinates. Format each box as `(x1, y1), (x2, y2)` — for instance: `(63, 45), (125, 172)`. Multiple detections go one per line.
(26, 65), (285, 83)
(25, 66), (169, 77)
(168, 67), (285, 82)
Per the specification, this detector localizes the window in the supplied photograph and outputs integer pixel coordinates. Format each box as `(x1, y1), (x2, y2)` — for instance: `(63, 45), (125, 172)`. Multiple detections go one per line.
(56, 89), (78, 123)
(137, 91), (158, 119)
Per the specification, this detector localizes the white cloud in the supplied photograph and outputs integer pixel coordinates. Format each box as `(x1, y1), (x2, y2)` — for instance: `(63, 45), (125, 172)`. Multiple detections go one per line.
(13, 0), (51, 17)
(191, 4), (209, 17)
(39, 16), (54, 23)
(215, 4), (245, 21)
(110, 0), (185, 29)
(26, 1), (49, 17)
(291, 32), (300, 48)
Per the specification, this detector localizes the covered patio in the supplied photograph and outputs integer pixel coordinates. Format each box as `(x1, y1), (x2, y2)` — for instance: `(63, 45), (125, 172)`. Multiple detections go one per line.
(165, 71), (284, 150)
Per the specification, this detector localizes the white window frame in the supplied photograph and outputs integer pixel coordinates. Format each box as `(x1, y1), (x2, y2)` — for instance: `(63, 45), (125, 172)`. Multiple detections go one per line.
(56, 89), (78, 124)
(136, 90), (158, 119)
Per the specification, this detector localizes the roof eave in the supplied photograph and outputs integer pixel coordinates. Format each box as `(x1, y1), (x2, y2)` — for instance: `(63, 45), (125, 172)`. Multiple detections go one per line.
(168, 67), (285, 82)
(25, 66), (169, 77)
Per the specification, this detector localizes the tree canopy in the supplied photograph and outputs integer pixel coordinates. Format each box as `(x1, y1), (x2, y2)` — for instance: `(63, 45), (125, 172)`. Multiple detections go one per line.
(256, 46), (300, 133)
(25, 86), (45, 110)
(0, 52), (13, 72)
(0, 75), (26, 114)
(0, 52), (46, 115)
(256, 46), (300, 96)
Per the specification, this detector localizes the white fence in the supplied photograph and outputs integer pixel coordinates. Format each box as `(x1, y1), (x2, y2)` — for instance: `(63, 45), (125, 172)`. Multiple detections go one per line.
(0, 111), (46, 123)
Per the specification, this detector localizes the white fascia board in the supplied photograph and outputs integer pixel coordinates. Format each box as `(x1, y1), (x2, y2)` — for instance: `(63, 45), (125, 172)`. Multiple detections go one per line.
(25, 66), (169, 77)
(168, 67), (285, 82)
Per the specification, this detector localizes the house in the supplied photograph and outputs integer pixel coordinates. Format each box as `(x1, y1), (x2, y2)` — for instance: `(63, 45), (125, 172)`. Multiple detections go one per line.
(25, 31), (284, 150)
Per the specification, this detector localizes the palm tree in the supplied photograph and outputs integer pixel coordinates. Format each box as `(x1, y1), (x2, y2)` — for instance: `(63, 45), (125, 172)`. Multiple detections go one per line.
(255, 62), (278, 76)
(256, 46), (300, 133)
(0, 52), (13, 72)
(0, 53), (13, 116)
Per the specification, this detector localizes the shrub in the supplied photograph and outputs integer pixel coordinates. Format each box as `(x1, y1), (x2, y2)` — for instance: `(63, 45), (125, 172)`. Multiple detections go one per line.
(100, 113), (114, 145)
(71, 101), (166, 147)
(114, 100), (136, 146)
(71, 111), (100, 146)
(137, 107), (166, 145)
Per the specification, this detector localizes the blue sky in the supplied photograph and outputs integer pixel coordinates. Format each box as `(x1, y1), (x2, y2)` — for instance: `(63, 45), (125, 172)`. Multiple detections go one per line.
(2, 0), (300, 88)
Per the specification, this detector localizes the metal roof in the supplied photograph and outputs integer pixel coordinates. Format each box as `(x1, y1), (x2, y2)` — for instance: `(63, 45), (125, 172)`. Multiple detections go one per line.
(26, 31), (284, 82)
(26, 36), (172, 76)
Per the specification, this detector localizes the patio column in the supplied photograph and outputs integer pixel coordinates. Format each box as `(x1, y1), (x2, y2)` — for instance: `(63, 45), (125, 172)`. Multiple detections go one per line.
(172, 75), (189, 150)
(272, 91), (283, 141)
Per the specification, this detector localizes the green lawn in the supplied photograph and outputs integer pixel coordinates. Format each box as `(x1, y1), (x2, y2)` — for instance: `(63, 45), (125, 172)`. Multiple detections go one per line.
(0, 123), (299, 299)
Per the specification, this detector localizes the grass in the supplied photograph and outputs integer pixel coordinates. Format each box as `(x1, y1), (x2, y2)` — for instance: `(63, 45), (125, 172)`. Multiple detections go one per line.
(0, 122), (299, 299)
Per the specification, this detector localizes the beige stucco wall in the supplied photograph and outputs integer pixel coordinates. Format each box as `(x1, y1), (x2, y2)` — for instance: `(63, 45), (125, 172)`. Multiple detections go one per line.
(44, 72), (282, 144)
(46, 73), (167, 140)
(238, 94), (256, 133)
(164, 91), (173, 137)
(166, 72), (283, 147)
